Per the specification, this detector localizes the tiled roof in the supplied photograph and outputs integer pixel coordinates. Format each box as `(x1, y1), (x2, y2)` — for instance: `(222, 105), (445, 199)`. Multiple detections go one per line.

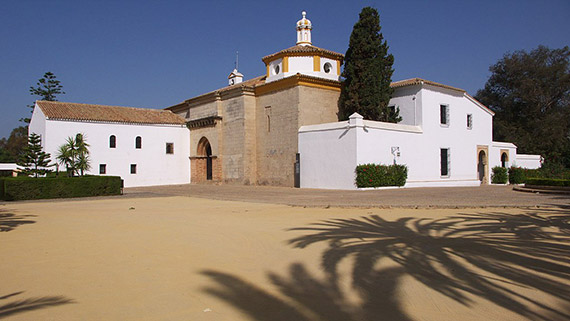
(262, 45), (344, 63)
(390, 78), (466, 93)
(36, 101), (186, 125)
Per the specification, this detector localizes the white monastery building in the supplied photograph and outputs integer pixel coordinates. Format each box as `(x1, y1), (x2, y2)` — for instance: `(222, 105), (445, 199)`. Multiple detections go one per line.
(29, 101), (189, 187)
(27, 12), (540, 188)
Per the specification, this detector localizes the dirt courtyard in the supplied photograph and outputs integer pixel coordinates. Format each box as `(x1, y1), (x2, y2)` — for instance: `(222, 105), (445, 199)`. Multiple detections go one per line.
(1, 195), (569, 320)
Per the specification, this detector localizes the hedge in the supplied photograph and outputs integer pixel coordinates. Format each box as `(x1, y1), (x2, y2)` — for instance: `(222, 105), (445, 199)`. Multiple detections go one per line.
(0, 176), (122, 201)
(491, 166), (508, 184)
(355, 164), (408, 188)
(525, 178), (570, 187)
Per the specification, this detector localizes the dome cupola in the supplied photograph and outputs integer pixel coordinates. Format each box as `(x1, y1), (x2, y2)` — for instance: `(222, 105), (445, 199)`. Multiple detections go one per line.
(296, 11), (312, 46)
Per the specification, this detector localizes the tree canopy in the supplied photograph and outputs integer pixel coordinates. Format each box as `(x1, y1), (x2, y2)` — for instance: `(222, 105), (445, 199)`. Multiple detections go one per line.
(22, 71), (65, 124)
(0, 126), (28, 163)
(338, 7), (399, 123)
(475, 46), (570, 167)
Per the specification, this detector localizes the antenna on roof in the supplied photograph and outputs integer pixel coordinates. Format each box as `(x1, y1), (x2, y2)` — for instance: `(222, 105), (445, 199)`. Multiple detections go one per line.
(235, 51), (239, 70)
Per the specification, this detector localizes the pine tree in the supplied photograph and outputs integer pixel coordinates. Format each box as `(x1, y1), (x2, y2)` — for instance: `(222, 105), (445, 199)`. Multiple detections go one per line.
(338, 7), (399, 123)
(17, 133), (52, 177)
(22, 72), (65, 123)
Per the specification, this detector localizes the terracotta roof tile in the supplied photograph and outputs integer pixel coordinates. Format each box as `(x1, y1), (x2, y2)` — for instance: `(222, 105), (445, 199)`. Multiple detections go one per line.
(36, 101), (186, 125)
(262, 45), (344, 63)
(390, 78), (466, 93)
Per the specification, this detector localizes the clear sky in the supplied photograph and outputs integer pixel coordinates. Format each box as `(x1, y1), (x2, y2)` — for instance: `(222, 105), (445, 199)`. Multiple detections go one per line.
(1, 0), (569, 139)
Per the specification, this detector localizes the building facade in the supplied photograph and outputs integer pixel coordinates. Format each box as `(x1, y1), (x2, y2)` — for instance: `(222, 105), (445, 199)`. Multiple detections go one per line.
(29, 101), (190, 187)
(167, 12), (344, 186)
(299, 79), (541, 189)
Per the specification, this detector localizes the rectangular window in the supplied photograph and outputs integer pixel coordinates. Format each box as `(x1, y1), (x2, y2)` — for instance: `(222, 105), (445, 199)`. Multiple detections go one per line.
(166, 143), (174, 154)
(99, 164), (106, 175)
(130, 164), (137, 174)
(467, 114), (473, 129)
(441, 148), (450, 177)
(440, 104), (449, 126)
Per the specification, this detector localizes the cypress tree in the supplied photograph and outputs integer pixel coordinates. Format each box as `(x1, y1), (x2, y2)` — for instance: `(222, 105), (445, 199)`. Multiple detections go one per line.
(338, 7), (399, 122)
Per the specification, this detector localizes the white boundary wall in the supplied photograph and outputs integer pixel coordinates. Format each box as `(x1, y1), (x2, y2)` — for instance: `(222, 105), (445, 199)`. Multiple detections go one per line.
(29, 105), (190, 187)
(515, 154), (542, 169)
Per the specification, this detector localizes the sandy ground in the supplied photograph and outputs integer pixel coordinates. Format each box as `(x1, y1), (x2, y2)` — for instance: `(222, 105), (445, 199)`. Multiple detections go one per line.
(1, 196), (569, 320)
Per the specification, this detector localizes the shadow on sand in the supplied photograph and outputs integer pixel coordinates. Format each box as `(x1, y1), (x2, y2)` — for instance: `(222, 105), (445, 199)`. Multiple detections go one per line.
(201, 207), (570, 321)
(0, 291), (74, 319)
(0, 210), (36, 232)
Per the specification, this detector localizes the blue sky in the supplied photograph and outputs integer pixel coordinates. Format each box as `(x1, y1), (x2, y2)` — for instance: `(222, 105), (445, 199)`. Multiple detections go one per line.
(1, 0), (569, 139)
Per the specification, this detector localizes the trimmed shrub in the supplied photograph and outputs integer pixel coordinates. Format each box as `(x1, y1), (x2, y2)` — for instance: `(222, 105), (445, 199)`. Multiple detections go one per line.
(525, 178), (570, 187)
(0, 176), (122, 201)
(491, 166), (508, 184)
(508, 167), (527, 184)
(355, 164), (408, 188)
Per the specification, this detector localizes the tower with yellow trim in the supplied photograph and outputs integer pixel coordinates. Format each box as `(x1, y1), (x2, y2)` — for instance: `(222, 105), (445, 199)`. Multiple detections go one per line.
(167, 11), (344, 186)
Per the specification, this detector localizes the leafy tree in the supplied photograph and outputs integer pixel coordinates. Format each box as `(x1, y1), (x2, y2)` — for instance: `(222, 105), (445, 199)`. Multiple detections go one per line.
(475, 46), (570, 167)
(56, 133), (90, 176)
(0, 126), (28, 162)
(338, 7), (399, 123)
(17, 133), (52, 177)
(22, 71), (65, 123)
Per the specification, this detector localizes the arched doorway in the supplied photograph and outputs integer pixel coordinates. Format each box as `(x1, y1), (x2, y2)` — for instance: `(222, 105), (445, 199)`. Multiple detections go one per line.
(197, 137), (213, 181)
(501, 152), (508, 168)
(478, 150), (487, 183)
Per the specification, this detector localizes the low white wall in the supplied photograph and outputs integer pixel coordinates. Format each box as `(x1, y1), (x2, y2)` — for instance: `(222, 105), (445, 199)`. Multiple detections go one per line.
(490, 142), (517, 169)
(515, 154), (542, 169)
(35, 119), (190, 187)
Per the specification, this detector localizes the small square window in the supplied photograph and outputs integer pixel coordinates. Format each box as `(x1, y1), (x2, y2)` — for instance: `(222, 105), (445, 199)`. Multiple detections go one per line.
(166, 143), (174, 154)
(130, 164), (137, 174)
(467, 114), (473, 129)
(440, 105), (449, 126)
(99, 164), (106, 175)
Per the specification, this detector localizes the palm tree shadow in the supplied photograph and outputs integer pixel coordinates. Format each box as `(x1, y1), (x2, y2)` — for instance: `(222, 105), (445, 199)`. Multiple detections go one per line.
(201, 263), (412, 321)
(0, 210), (36, 232)
(0, 291), (74, 319)
(289, 208), (570, 321)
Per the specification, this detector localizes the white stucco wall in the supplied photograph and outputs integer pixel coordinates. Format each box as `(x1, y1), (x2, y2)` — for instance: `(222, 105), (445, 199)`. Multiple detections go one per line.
(490, 142), (517, 169)
(299, 85), (498, 189)
(515, 154), (542, 169)
(29, 112), (190, 187)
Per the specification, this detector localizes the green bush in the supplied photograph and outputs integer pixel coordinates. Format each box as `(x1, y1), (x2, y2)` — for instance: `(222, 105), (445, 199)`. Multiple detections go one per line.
(355, 164), (408, 188)
(0, 176), (122, 201)
(525, 178), (570, 187)
(491, 166), (508, 184)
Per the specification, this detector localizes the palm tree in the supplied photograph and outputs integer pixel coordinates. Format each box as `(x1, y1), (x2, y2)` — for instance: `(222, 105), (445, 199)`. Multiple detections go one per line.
(55, 133), (90, 176)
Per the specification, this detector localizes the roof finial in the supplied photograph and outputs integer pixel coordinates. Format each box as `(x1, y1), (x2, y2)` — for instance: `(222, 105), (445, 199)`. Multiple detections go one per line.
(296, 11), (312, 46)
(235, 51), (239, 70)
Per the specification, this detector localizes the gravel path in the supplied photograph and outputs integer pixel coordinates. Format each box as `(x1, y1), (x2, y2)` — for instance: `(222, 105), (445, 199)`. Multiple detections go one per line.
(124, 184), (570, 208)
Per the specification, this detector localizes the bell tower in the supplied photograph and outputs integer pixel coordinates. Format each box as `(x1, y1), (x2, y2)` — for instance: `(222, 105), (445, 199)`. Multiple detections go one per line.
(228, 51), (244, 86)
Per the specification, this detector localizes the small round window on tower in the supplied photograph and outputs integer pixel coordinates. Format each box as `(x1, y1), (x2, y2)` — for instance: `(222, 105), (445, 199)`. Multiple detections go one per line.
(274, 65), (280, 75)
(323, 62), (332, 73)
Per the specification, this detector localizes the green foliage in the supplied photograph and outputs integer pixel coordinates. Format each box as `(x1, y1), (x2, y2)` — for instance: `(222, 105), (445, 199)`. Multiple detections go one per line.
(475, 46), (570, 168)
(22, 71), (65, 123)
(525, 178), (570, 187)
(0, 176), (122, 201)
(56, 133), (91, 176)
(16, 133), (52, 177)
(338, 7), (399, 123)
(0, 126), (28, 162)
(508, 167), (529, 184)
(355, 163), (407, 188)
(491, 166), (508, 184)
